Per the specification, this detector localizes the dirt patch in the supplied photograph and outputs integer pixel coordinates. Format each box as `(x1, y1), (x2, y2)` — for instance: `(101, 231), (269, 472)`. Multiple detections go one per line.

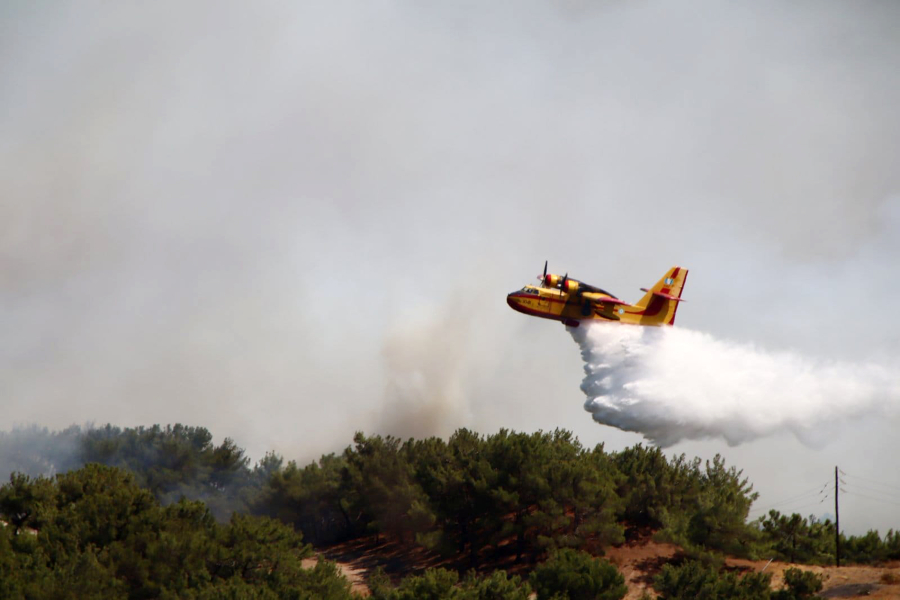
(820, 582), (881, 598)
(724, 558), (900, 600)
(302, 555), (371, 597)
(603, 531), (681, 599)
(308, 533), (900, 600)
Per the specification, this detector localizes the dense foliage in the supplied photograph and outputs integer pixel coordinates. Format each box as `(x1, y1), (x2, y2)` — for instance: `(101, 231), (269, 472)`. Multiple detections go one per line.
(0, 425), (83, 480)
(3, 423), (899, 575)
(0, 424), (265, 520)
(616, 449), (758, 557)
(0, 464), (355, 599)
(754, 510), (900, 565)
(654, 561), (823, 600)
(654, 560), (773, 599)
(369, 567), (532, 600)
(756, 511), (835, 564)
(253, 432), (763, 564)
(839, 528), (900, 564)
(529, 548), (626, 600)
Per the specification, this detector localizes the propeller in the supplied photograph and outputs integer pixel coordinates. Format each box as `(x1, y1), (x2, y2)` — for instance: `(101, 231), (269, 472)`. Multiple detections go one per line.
(561, 272), (568, 292)
(537, 260), (548, 286)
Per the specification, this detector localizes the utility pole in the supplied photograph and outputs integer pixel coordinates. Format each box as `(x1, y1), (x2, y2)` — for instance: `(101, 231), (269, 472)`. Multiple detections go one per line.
(835, 465), (840, 568)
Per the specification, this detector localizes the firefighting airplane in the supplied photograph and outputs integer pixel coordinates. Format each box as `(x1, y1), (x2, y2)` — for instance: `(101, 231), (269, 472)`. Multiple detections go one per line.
(507, 262), (688, 327)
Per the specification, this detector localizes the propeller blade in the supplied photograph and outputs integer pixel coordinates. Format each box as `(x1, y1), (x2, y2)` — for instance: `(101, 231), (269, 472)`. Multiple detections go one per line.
(538, 260), (549, 286)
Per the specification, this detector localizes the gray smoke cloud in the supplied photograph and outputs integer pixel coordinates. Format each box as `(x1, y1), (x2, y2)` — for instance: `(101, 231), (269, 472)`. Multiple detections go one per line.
(0, 425), (81, 482)
(378, 296), (475, 439)
(2, 0), (900, 532)
(571, 323), (900, 447)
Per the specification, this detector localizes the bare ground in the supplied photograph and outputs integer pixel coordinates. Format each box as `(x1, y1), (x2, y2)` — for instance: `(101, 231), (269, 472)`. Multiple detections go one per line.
(303, 533), (900, 599)
(725, 557), (900, 599)
(301, 556), (371, 597)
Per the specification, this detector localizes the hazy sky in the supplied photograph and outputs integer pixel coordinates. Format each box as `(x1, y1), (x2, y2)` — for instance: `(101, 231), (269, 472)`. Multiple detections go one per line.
(2, 1), (900, 534)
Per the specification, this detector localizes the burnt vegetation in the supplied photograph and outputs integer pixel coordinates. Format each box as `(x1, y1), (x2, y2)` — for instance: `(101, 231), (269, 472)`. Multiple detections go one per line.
(1, 424), (898, 598)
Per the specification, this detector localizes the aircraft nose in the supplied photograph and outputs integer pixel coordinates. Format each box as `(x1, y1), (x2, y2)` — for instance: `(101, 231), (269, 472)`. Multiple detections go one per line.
(506, 292), (521, 311)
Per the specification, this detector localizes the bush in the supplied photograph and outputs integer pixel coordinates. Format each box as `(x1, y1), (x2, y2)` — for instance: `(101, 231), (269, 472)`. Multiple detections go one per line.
(773, 568), (823, 600)
(370, 568), (533, 600)
(654, 559), (771, 599)
(0, 465), (355, 599)
(529, 548), (626, 600)
(460, 570), (532, 600)
(881, 571), (900, 585)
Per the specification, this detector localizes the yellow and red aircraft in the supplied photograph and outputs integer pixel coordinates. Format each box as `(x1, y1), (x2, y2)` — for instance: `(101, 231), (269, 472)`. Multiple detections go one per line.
(507, 262), (688, 327)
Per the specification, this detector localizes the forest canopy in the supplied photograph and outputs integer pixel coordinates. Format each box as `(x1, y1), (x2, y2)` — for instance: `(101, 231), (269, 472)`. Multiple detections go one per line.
(2, 424), (899, 598)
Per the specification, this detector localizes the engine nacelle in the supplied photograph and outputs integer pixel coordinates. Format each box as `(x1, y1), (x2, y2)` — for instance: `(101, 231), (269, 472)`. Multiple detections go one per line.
(544, 274), (580, 293)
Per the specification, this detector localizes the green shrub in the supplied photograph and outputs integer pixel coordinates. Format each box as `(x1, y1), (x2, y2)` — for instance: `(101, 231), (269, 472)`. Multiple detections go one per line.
(529, 548), (626, 600)
(773, 568), (823, 600)
(654, 559), (771, 599)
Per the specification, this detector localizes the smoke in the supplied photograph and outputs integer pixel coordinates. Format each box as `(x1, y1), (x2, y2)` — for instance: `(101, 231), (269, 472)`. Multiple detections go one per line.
(571, 323), (900, 447)
(0, 425), (82, 481)
(378, 299), (474, 440)
(1, 1), (899, 481)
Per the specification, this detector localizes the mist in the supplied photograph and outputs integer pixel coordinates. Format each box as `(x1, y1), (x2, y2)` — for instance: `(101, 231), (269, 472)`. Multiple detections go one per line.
(572, 323), (900, 447)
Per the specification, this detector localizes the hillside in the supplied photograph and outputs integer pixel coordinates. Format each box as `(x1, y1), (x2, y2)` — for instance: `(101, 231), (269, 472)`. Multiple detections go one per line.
(4, 424), (900, 598)
(307, 531), (900, 599)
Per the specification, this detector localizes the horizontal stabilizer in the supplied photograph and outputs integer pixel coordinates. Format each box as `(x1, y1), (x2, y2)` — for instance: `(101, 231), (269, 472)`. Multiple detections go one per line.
(640, 288), (687, 302)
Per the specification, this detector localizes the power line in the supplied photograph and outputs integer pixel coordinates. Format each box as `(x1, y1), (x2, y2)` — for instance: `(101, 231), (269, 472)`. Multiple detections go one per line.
(757, 482), (829, 506)
(843, 483), (900, 503)
(843, 472), (900, 494)
(748, 482), (830, 515)
(749, 491), (823, 511)
(789, 499), (832, 514)
(749, 499), (830, 517)
(843, 491), (900, 509)
(750, 499), (829, 519)
(748, 467), (900, 569)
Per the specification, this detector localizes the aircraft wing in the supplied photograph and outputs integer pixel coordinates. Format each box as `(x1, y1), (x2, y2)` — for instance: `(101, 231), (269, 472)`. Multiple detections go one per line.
(582, 292), (629, 305)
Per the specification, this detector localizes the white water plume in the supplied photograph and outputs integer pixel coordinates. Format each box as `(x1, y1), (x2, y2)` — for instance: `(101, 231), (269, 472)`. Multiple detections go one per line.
(571, 323), (900, 447)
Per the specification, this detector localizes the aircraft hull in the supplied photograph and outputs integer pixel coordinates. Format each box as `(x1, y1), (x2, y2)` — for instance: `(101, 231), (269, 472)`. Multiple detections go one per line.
(506, 266), (687, 327)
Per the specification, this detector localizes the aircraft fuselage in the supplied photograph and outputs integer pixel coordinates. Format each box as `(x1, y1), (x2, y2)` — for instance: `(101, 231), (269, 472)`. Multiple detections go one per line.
(507, 266), (688, 327)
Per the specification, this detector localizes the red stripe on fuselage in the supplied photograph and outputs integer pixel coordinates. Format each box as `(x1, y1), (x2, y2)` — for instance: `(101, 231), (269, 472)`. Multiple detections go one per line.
(507, 292), (569, 305)
(507, 294), (621, 323)
(633, 295), (666, 317)
(507, 296), (566, 321)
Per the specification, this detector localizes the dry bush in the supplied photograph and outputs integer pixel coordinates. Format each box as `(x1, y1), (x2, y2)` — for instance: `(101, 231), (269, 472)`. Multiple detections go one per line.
(880, 571), (900, 585)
